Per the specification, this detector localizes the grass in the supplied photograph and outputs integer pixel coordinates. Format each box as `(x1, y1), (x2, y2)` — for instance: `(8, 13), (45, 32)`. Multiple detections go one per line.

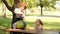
(0, 17), (11, 29)
(25, 16), (60, 31)
(0, 17), (11, 34)
(0, 11), (60, 34)
(0, 12), (60, 34)
(0, 16), (60, 30)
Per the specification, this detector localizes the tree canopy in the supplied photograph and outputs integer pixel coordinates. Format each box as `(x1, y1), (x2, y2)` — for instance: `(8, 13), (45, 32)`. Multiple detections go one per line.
(1, 0), (59, 8)
(39, 0), (59, 8)
(38, 0), (59, 15)
(0, 0), (2, 3)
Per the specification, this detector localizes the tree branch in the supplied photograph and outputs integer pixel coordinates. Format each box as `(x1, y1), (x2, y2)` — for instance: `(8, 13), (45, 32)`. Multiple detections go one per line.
(2, 0), (14, 12)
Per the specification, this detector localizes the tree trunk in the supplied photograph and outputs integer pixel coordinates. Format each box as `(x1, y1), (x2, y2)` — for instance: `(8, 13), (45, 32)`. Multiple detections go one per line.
(41, 6), (43, 15)
(2, 4), (6, 18)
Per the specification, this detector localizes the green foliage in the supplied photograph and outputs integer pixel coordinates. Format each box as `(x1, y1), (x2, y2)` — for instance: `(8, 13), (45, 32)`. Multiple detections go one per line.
(1, 0), (59, 8)
(2, 0), (58, 8)
(21, 0), (38, 8)
(0, 0), (2, 3)
(9, 0), (14, 6)
(39, 0), (58, 8)
(6, 0), (14, 7)
(5, 0), (38, 8)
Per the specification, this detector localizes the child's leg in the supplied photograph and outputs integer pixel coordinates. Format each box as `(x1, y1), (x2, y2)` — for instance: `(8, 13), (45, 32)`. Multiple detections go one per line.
(10, 18), (19, 34)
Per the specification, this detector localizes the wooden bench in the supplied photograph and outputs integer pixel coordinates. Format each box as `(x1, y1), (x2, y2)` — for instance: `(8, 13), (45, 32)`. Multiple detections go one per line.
(6, 29), (37, 34)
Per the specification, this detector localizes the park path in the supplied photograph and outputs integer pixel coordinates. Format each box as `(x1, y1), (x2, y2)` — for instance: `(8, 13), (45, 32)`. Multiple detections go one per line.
(43, 30), (59, 34)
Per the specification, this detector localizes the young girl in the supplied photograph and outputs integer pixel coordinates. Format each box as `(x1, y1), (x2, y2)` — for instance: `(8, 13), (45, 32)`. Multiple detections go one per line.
(12, 2), (26, 34)
(35, 19), (43, 34)
(12, 2), (26, 29)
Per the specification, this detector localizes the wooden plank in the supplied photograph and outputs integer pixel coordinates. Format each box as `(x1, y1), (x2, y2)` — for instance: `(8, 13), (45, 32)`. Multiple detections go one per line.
(6, 29), (37, 34)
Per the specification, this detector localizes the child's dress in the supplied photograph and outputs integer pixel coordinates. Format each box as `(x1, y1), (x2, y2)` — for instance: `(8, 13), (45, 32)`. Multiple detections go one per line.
(35, 26), (43, 34)
(14, 8), (24, 14)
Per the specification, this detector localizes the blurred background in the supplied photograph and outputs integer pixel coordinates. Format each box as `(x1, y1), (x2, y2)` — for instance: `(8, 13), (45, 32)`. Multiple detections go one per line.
(0, 0), (60, 34)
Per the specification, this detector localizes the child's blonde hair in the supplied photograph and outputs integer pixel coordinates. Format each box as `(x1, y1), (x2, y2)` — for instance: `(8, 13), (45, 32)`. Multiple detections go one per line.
(15, 2), (26, 9)
(19, 2), (26, 9)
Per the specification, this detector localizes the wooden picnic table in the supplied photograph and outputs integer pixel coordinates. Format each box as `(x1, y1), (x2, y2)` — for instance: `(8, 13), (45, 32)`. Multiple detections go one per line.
(6, 29), (37, 34)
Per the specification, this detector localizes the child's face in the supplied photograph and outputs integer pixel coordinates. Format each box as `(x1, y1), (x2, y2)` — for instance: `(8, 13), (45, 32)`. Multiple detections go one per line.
(36, 20), (40, 26)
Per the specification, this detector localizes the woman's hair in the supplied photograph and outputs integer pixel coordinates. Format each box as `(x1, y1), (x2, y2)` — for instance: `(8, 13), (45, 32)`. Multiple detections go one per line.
(36, 19), (43, 26)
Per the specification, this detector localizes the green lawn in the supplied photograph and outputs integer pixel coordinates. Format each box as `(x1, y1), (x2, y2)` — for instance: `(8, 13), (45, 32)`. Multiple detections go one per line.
(25, 16), (60, 31)
(0, 16), (60, 30)
(0, 16), (60, 34)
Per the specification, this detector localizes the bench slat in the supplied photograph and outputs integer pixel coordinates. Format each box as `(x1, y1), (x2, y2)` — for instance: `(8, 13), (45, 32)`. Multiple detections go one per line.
(6, 29), (37, 34)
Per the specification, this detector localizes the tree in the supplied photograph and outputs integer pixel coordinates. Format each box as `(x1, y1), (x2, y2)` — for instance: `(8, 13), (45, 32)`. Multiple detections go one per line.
(38, 0), (58, 15)
(19, 0), (58, 15)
